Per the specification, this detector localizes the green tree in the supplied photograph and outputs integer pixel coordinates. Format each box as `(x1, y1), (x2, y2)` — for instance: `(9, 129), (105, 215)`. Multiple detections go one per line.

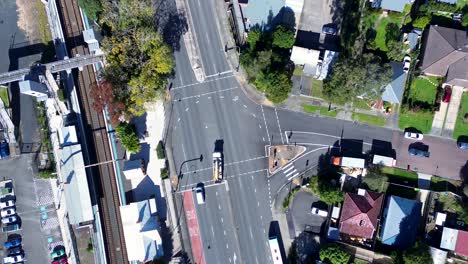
(323, 54), (392, 104)
(254, 71), (292, 103)
(402, 241), (432, 264)
(320, 244), (351, 264)
(385, 23), (400, 43)
(247, 29), (261, 50)
(78, 0), (102, 21)
(308, 176), (344, 205)
(115, 122), (141, 153)
(462, 13), (468, 27)
(241, 50), (273, 82)
(272, 25), (295, 49)
(412, 16), (431, 29)
(362, 166), (388, 192)
(386, 40), (406, 61)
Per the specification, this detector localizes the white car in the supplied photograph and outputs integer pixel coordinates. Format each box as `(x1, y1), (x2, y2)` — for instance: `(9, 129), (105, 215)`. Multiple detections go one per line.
(1, 215), (17, 224)
(404, 131), (424, 140)
(3, 253), (24, 264)
(311, 207), (328, 217)
(0, 208), (16, 217)
(0, 200), (15, 209)
(403, 56), (411, 73)
(195, 186), (205, 205)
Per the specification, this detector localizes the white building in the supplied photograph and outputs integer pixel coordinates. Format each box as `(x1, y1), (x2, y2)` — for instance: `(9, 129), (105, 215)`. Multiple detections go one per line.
(120, 198), (164, 263)
(290, 46), (338, 79)
(19, 80), (48, 101)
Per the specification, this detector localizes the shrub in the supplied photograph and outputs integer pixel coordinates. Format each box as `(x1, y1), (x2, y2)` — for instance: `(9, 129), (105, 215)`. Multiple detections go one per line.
(38, 169), (56, 179)
(320, 244), (351, 264)
(156, 140), (165, 159)
(57, 89), (65, 101)
(160, 167), (169, 179)
(115, 122), (141, 153)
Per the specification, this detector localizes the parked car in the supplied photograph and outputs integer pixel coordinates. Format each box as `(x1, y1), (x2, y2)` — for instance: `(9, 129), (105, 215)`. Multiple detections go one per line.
(452, 13), (462, 22)
(403, 56), (411, 73)
(442, 87), (452, 103)
(51, 257), (68, 264)
(408, 147), (430, 157)
(2, 215), (17, 224)
(4, 238), (21, 249)
(3, 253), (24, 264)
(7, 246), (23, 256)
(457, 140), (468, 150)
(311, 207), (328, 217)
(1, 207), (16, 217)
(0, 200), (15, 209)
(404, 132), (423, 140)
(51, 248), (66, 259)
(322, 25), (337, 35)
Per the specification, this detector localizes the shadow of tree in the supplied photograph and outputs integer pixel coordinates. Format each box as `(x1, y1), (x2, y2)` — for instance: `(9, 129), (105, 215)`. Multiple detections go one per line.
(155, 0), (188, 52)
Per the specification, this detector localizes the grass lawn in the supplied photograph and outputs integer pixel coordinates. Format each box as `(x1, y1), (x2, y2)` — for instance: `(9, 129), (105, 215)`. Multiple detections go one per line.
(374, 18), (390, 51)
(352, 112), (385, 126)
(303, 104), (337, 118)
(409, 77), (440, 104)
(0, 87), (9, 108)
(382, 167), (418, 186)
(352, 98), (372, 110)
(310, 79), (323, 98)
(293, 66), (303, 76)
(453, 92), (468, 139)
(430, 176), (462, 193)
(399, 110), (434, 133)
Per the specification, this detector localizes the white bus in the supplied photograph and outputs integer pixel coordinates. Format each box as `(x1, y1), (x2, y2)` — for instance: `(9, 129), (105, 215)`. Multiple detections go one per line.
(268, 236), (283, 264)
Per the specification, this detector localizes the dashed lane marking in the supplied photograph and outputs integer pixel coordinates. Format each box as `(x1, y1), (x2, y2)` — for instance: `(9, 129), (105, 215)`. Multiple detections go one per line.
(261, 105), (271, 146)
(274, 108), (284, 144)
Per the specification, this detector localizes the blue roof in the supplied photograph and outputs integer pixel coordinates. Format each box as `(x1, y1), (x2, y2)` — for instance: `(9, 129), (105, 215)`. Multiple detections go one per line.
(380, 0), (408, 12)
(380, 196), (422, 248)
(381, 62), (406, 104)
(437, 0), (457, 4)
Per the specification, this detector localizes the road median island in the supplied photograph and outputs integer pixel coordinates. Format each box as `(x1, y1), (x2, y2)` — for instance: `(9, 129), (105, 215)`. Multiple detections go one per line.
(268, 145), (306, 175)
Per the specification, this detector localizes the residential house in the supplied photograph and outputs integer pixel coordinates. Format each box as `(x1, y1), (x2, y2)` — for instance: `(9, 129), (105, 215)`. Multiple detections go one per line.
(120, 198), (164, 263)
(290, 46), (339, 79)
(380, 195), (422, 248)
(440, 227), (468, 257)
(381, 62), (407, 104)
(371, 0), (413, 12)
(339, 190), (384, 244)
(420, 25), (468, 88)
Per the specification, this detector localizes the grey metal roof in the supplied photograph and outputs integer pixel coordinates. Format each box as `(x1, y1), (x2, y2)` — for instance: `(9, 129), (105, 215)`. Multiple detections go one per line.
(446, 56), (468, 87)
(381, 62), (406, 104)
(380, 0), (408, 12)
(408, 32), (419, 50)
(437, 0), (457, 4)
(60, 144), (93, 225)
(240, 0), (285, 30)
(441, 227), (458, 251)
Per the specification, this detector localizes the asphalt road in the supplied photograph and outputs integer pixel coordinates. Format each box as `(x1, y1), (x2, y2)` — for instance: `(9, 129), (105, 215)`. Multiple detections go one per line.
(169, 0), (468, 263)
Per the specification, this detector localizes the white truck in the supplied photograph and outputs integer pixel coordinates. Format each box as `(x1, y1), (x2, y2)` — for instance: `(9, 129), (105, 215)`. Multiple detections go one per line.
(213, 152), (223, 182)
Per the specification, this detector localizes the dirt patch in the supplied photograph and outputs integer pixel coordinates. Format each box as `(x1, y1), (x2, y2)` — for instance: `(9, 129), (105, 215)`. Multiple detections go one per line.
(16, 0), (51, 43)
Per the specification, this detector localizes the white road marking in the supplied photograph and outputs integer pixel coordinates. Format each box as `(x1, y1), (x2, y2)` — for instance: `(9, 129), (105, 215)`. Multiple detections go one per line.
(221, 217), (224, 223)
(177, 118), (180, 122)
(220, 95), (224, 99)
(283, 166), (294, 174)
(288, 172), (300, 181)
(174, 87), (238, 101)
(185, 108), (189, 111)
(196, 101), (199, 104)
(259, 124), (262, 129)
(171, 75), (235, 90)
(263, 137), (265, 142)
(282, 162), (294, 171)
(211, 226), (215, 237)
(285, 169), (297, 178)
(218, 204), (221, 210)
(205, 70), (232, 78)
(274, 108), (284, 144)
(261, 105), (271, 146)
(243, 105), (247, 108)
(233, 96), (239, 101)
(208, 96), (211, 99)
(224, 230), (226, 235)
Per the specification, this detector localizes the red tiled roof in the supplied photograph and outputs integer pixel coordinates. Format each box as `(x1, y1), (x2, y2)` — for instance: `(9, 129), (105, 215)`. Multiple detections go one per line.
(339, 191), (384, 239)
(455, 230), (468, 256)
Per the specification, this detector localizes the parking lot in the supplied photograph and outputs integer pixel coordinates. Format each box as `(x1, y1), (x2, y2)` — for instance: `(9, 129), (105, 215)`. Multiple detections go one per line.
(0, 154), (63, 263)
(290, 190), (327, 236)
(298, 0), (343, 33)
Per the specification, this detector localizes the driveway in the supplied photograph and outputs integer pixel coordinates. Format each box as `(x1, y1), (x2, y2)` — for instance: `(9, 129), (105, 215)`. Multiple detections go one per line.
(442, 86), (464, 138)
(290, 190), (327, 236)
(298, 0), (343, 33)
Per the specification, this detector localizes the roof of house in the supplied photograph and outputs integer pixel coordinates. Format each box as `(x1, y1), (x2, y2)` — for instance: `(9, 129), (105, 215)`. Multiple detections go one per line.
(380, 195), (422, 248)
(238, 0), (285, 30)
(120, 198), (163, 262)
(446, 56), (468, 87)
(441, 227), (459, 250)
(380, 0), (410, 12)
(339, 191), (384, 239)
(381, 62), (406, 104)
(420, 26), (468, 77)
(290, 46), (320, 66)
(437, 0), (457, 4)
(455, 230), (468, 256)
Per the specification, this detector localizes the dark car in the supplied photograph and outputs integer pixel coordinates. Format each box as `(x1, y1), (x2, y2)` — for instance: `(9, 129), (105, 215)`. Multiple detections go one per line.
(442, 87), (452, 103)
(4, 238), (21, 249)
(7, 246), (23, 256)
(322, 25), (337, 35)
(458, 141), (468, 150)
(408, 147), (430, 157)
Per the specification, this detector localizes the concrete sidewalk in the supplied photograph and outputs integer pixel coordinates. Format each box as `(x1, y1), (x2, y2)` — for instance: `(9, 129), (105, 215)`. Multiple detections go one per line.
(441, 86), (464, 138)
(431, 102), (448, 136)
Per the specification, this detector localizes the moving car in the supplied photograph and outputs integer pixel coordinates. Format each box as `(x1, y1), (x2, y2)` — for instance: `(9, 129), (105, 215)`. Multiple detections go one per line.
(194, 185), (205, 205)
(408, 147), (430, 157)
(403, 56), (411, 73)
(311, 207), (328, 217)
(322, 25), (337, 35)
(2, 215), (17, 224)
(404, 132), (423, 140)
(0, 200), (15, 209)
(4, 238), (21, 249)
(442, 87), (452, 103)
(3, 253), (24, 264)
(1, 207), (16, 217)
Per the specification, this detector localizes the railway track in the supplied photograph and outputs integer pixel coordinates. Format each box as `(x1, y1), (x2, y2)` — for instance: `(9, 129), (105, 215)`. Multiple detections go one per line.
(55, 0), (128, 263)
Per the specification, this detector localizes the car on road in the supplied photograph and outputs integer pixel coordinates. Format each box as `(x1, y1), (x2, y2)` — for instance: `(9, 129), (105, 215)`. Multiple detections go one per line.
(1, 207), (16, 217)
(51, 248), (66, 259)
(322, 25), (337, 35)
(2, 215), (17, 224)
(457, 140), (468, 150)
(404, 132), (423, 140)
(0, 200), (15, 209)
(3, 253), (24, 264)
(403, 56), (411, 73)
(311, 207), (328, 217)
(194, 185), (205, 205)
(51, 257), (68, 264)
(408, 147), (430, 157)
(7, 246), (23, 256)
(442, 87), (452, 103)
(4, 238), (21, 249)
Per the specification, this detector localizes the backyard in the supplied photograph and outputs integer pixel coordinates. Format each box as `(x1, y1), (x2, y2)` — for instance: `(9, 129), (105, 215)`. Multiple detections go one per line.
(399, 76), (441, 133)
(453, 92), (468, 139)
